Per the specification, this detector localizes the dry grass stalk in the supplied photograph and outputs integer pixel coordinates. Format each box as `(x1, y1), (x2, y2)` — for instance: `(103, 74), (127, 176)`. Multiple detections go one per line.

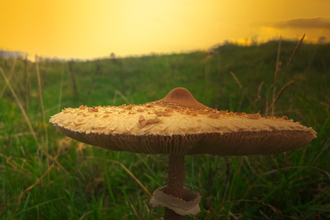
(231, 157), (244, 201)
(228, 211), (239, 220)
(287, 34), (305, 67)
(253, 197), (284, 219)
(130, 204), (141, 220)
(263, 166), (330, 180)
(0, 153), (33, 178)
(143, 200), (151, 218)
(236, 183), (255, 205)
(0, 66), (68, 174)
(113, 90), (131, 105)
(1, 66), (39, 145)
(229, 72), (254, 111)
(0, 132), (32, 139)
(36, 55), (49, 177)
(279, 34), (306, 83)
(68, 60), (79, 98)
(0, 58), (17, 101)
(24, 55), (30, 114)
(268, 80), (294, 112)
(230, 71), (242, 89)
(58, 64), (65, 112)
(304, 46), (318, 75)
(222, 176), (230, 203)
(17, 164), (54, 204)
(259, 210), (271, 220)
(36, 205), (39, 220)
(110, 158), (151, 196)
(230, 71), (252, 112)
(86, 60), (101, 103)
(244, 156), (268, 183)
(265, 86), (270, 116)
(321, 58), (328, 72)
(79, 211), (93, 220)
(86, 156), (151, 197)
(272, 36), (282, 116)
(253, 81), (264, 112)
(238, 87), (249, 112)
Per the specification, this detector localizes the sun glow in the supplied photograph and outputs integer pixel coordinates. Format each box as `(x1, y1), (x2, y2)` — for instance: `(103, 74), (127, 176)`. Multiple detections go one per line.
(1, 0), (329, 60)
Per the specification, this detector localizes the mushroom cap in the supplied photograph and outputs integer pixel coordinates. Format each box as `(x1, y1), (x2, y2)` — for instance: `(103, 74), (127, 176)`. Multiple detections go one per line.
(49, 87), (317, 156)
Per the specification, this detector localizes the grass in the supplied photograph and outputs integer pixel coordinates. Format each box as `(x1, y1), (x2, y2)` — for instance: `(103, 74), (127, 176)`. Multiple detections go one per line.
(0, 41), (330, 219)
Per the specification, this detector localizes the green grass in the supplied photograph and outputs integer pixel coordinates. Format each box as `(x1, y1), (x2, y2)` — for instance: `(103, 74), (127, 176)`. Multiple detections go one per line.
(1, 41), (330, 219)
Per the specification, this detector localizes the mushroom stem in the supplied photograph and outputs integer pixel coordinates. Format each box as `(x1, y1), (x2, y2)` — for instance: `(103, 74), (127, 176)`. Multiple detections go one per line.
(164, 154), (185, 220)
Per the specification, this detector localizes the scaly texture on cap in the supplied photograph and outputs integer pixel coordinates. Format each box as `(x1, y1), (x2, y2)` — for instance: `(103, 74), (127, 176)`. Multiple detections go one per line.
(49, 87), (317, 155)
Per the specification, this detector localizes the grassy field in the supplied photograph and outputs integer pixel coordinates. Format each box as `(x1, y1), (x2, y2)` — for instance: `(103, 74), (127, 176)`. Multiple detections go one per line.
(0, 40), (330, 219)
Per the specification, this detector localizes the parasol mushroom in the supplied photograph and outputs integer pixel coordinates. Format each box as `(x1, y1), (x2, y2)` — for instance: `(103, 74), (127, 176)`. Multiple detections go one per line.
(49, 87), (317, 220)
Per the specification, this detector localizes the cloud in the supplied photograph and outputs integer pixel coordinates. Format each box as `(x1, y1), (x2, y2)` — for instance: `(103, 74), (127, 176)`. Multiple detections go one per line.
(272, 17), (330, 30)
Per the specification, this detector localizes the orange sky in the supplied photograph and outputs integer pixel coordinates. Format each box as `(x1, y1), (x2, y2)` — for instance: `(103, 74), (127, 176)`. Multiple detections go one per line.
(1, 0), (330, 60)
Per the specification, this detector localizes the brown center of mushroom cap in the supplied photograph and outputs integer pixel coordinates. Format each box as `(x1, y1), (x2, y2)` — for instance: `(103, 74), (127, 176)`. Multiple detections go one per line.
(159, 87), (208, 109)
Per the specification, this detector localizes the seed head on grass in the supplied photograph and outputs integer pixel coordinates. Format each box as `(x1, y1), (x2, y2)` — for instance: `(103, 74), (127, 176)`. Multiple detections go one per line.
(268, 35), (305, 116)
(287, 34), (305, 67)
